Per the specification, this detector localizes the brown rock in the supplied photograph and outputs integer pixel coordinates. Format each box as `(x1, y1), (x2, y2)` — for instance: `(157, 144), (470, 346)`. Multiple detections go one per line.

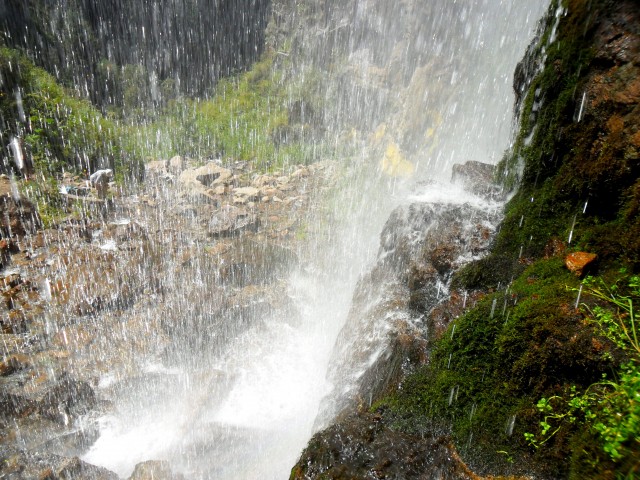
(0, 194), (42, 237)
(0, 353), (30, 376)
(565, 252), (598, 277)
(128, 460), (184, 480)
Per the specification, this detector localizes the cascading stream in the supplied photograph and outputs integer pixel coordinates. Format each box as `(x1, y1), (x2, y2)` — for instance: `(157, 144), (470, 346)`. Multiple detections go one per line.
(79, 1), (550, 478)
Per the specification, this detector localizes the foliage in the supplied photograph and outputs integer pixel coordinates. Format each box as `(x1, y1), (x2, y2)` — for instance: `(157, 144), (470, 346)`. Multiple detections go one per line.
(123, 53), (327, 171)
(0, 47), (137, 179)
(525, 274), (640, 477)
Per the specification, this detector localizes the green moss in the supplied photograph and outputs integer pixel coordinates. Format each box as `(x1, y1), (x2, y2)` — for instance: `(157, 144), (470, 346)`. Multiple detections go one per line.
(0, 47), (138, 179)
(382, 258), (624, 477)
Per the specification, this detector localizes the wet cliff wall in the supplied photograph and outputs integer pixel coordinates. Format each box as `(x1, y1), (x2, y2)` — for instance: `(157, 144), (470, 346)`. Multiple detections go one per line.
(0, 0), (270, 106)
(292, 0), (640, 478)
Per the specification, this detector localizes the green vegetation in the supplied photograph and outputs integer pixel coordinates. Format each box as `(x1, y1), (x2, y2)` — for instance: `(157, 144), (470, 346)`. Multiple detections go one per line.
(0, 43), (328, 227)
(123, 53), (325, 171)
(0, 47), (128, 178)
(525, 274), (640, 476)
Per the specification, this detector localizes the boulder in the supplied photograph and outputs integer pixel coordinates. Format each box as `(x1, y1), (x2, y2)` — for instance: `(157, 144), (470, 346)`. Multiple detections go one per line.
(145, 160), (168, 175)
(450, 160), (502, 200)
(565, 251), (598, 277)
(0, 447), (118, 480)
(129, 460), (185, 480)
(232, 186), (260, 200)
(179, 164), (232, 188)
(291, 412), (479, 480)
(0, 353), (30, 377)
(39, 375), (97, 423)
(0, 370), (97, 422)
(0, 193), (42, 238)
(208, 205), (259, 237)
(168, 155), (186, 174)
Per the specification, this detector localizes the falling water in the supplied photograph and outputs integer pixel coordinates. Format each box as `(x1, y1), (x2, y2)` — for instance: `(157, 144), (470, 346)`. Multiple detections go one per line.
(89, 1), (549, 477)
(3, 0), (550, 478)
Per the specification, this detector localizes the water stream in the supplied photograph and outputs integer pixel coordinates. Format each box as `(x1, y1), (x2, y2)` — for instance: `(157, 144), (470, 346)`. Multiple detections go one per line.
(56, 1), (552, 478)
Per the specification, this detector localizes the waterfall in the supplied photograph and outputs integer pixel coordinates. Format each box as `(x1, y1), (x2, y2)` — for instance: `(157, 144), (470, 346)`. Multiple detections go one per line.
(2, 0), (549, 478)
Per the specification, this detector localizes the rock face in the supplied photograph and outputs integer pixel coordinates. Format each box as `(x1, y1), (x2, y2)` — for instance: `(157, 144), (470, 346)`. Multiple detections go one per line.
(295, 1), (640, 479)
(292, 412), (481, 480)
(451, 161), (502, 201)
(314, 177), (500, 433)
(128, 460), (184, 480)
(0, 447), (118, 480)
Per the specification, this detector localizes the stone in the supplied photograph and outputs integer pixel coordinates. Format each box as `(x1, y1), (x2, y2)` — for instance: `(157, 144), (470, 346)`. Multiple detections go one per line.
(291, 412), (480, 480)
(291, 167), (310, 178)
(128, 460), (185, 480)
(0, 194), (42, 238)
(232, 186), (260, 200)
(168, 155), (186, 173)
(0, 448), (118, 480)
(565, 252), (598, 277)
(39, 375), (97, 423)
(178, 164), (232, 189)
(260, 187), (280, 197)
(208, 205), (259, 237)
(252, 175), (275, 187)
(145, 160), (168, 175)
(450, 160), (502, 200)
(0, 353), (30, 376)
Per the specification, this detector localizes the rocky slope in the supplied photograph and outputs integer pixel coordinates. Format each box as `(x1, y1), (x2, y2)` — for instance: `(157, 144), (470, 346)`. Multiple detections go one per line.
(0, 156), (337, 479)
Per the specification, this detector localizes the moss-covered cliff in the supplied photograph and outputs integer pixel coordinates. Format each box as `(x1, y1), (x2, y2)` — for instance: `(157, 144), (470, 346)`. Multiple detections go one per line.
(292, 1), (640, 478)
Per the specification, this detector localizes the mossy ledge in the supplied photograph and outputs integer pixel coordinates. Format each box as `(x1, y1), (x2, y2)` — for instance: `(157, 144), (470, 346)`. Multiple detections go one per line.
(293, 0), (640, 478)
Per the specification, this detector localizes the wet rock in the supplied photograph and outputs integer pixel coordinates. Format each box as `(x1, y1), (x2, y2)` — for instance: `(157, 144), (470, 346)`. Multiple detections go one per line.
(252, 174), (276, 187)
(208, 205), (259, 237)
(291, 412), (479, 480)
(564, 251), (598, 277)
(0, 370), (97, 423)
(291, 167), (310, 178)
(319, 195), (499, 425)
(216, 238), (297, 287)
(145, 160), (168, 175)
(0, 447), (118, 480)
(40, 375), (97, 423)
(168, 155), (186, 174)
(128, 460), (185, 480)
(232, 186), (260, 200)
(177, 164), (233, 204)
(451, 160), (502, 200)
(179, 163), (232, 188)
(0, 353), (30, 376)
(0, 193), (42, 238)
(0, 238), (20, 264)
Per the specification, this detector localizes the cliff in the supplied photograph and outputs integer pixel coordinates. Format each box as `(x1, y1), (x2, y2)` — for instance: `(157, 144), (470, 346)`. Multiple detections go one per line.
(291, 0), (640, 478)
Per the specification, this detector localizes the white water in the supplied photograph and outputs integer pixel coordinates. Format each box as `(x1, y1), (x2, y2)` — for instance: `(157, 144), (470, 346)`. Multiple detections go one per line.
(82, 1), (550, 478)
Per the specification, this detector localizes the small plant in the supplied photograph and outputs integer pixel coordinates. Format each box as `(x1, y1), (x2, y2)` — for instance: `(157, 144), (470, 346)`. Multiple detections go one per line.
(525, 273), (640, 474)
